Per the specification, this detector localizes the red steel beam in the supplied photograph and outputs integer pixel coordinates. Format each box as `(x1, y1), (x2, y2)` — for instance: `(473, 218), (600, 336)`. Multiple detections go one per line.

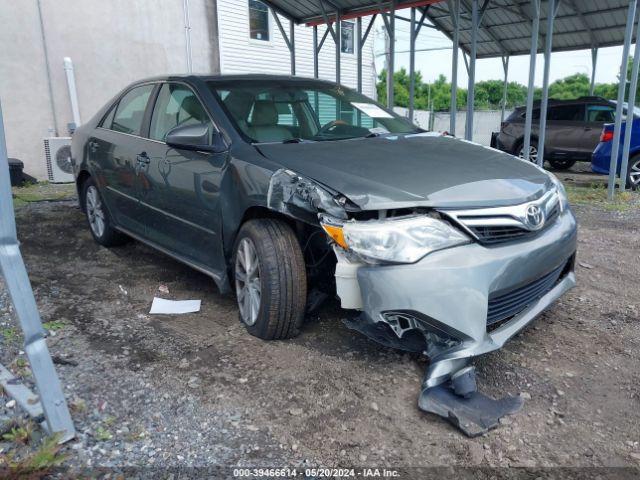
(305, 0), (444, 26)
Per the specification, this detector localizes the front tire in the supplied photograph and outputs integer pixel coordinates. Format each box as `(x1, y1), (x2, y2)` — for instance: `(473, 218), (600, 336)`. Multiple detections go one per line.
(81, 177), (128, 247)
(233, 219), (307, 340)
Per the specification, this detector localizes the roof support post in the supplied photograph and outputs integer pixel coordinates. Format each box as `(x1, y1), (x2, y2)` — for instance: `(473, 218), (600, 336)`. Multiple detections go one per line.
(290, 20), (296, 75)
(448, 0), (460, 135)
(608, 0), (637, 199)
(408, 7), (429, 121)
(335, 9), (341, 85)
(317, 0), (338, 82)
(356, 14), (376, 94)
(0, 101), (75, 443)
(356, 17), (363, 126)
(272, 9), (296, 75)
(589, 47), (598, 96)
(409, 7), (416, 121)
(523, 0), (541, 162)
(465, 0), (479, 141)
(357, 17), (363, 93)
(500, 55), (510, 123)
(537, 0), (559, 168)
(313, 26), (319, 78)
(182, 0), (193, 73)
(620, 16), (640, 192)
(385, 1), (396, 109)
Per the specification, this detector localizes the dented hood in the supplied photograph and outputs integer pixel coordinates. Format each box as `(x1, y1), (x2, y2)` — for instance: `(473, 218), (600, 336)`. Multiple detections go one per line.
(256, 134), (553, 210)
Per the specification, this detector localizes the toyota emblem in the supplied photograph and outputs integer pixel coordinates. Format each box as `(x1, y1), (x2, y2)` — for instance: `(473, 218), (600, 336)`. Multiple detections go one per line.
(525, 204), (545, 230)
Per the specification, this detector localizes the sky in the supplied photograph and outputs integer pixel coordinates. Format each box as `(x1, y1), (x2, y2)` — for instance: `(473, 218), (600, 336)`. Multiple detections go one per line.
(371, 18), (626, 88)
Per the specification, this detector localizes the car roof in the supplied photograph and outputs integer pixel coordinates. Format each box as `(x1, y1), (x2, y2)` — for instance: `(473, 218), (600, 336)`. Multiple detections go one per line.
(514, 96), (611, 110)
(132, 73), (340, 87)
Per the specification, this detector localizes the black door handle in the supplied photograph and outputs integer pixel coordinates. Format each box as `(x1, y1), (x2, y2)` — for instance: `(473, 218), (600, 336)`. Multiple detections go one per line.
(136, 153), (150, 164)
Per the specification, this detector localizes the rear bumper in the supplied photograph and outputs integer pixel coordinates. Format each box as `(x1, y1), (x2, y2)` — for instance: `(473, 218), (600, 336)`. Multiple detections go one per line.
(495, 132), (517, 153)
(356, 208), (577, 388)
(591, 142), (614, 175)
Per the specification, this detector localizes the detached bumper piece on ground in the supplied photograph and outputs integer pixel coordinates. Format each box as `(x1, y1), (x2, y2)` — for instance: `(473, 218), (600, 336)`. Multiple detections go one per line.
(418, 366), (524, 437)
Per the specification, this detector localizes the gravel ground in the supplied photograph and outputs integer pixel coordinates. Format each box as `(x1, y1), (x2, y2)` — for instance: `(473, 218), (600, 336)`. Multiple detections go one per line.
(0, 185), (639, 477)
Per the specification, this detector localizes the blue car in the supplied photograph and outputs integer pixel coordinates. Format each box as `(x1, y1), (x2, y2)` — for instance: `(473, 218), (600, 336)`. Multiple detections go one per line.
(592, 116), (640, 190)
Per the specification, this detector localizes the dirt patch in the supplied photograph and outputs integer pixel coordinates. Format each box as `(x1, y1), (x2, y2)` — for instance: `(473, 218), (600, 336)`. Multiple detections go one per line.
(1, 190), (639, 474)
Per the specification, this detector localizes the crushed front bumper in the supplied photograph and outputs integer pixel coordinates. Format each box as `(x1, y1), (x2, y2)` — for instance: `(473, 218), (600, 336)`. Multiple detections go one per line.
(355, 208), (577, 389)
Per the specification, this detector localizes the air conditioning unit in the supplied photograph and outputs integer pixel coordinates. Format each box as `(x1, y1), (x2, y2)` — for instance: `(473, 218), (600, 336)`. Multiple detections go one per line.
(44, 137), (74, 183)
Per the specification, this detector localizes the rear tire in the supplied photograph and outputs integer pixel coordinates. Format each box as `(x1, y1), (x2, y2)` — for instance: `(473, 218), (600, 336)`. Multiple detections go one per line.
(81, 177), (128, 247)
(549, 158), (577, 171)
(233, 219), (307, 340)
(626, 154), (640, 191)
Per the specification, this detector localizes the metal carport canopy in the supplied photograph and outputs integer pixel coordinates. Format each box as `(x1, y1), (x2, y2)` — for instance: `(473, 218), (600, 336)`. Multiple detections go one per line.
(262, 0), (441, 25)
(426, 0), (634, 58)
(262, 0), (634, 58)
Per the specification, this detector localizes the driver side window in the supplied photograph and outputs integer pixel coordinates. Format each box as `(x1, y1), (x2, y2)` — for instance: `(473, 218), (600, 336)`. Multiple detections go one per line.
(150, 83), (211, 142)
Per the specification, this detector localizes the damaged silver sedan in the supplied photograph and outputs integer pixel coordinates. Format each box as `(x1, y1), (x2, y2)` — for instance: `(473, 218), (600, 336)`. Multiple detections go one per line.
(72, 75), (576, 435)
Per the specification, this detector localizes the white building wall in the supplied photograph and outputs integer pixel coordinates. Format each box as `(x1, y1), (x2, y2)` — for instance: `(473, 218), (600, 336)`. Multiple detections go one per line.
(0, 0), (217, 179)
(1, 0), (378, 180)
(216, 0), (377, 97)
(432, 110), (502, 145)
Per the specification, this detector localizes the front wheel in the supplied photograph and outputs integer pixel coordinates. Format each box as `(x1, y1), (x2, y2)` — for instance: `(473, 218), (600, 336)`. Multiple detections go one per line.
(626, 154), (640, 190)
(233, 219), (307, 340)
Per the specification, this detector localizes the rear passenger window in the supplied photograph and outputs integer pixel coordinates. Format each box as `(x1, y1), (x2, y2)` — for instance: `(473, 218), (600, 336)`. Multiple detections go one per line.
(111, 85), (155, 136)
(587, 105), (615, 123)
(548, 104), (584, 122)
(150, 83), (211, 142)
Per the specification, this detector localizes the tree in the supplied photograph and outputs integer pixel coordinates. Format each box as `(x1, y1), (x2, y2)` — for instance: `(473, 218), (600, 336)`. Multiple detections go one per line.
(624, 56), (640, 104)
(376, 66), (625, 111)
(546, 73), (590, 99)
(377, 68), (417, 108)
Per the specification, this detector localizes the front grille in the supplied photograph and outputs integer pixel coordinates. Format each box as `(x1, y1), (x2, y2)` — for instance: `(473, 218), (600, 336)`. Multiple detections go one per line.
(486, 262), (567, 328)
(442, 190), (562, 245)
(468, 225), (529, 244)
(469, 202), (561, 244)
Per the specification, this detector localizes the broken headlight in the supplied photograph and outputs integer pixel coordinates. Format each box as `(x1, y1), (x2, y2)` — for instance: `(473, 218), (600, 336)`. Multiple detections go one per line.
(322, 215), (470, 264)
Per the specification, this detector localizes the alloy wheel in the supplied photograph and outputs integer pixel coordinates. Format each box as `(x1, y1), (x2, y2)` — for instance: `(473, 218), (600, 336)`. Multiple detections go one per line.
(86, 185), (106, 238)
(235, 238), (261, 326)
(629, 158), (640, 188)
(519, 144), (538, 164)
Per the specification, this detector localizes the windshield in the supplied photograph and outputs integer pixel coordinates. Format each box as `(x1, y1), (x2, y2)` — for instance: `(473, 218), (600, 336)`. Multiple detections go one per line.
(209, 80), (418, 143)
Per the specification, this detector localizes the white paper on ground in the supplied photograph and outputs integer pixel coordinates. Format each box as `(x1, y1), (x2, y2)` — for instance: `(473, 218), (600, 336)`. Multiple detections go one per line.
(149, 297), (201, 315)
(351, 102), (393, 118)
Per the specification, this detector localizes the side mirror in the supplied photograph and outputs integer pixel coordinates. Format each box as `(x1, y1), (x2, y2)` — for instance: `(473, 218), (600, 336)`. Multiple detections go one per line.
(165, 123), (228, 153)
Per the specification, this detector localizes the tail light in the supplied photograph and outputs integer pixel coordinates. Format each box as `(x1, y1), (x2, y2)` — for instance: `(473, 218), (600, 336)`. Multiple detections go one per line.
(600, 129), (614, 143)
